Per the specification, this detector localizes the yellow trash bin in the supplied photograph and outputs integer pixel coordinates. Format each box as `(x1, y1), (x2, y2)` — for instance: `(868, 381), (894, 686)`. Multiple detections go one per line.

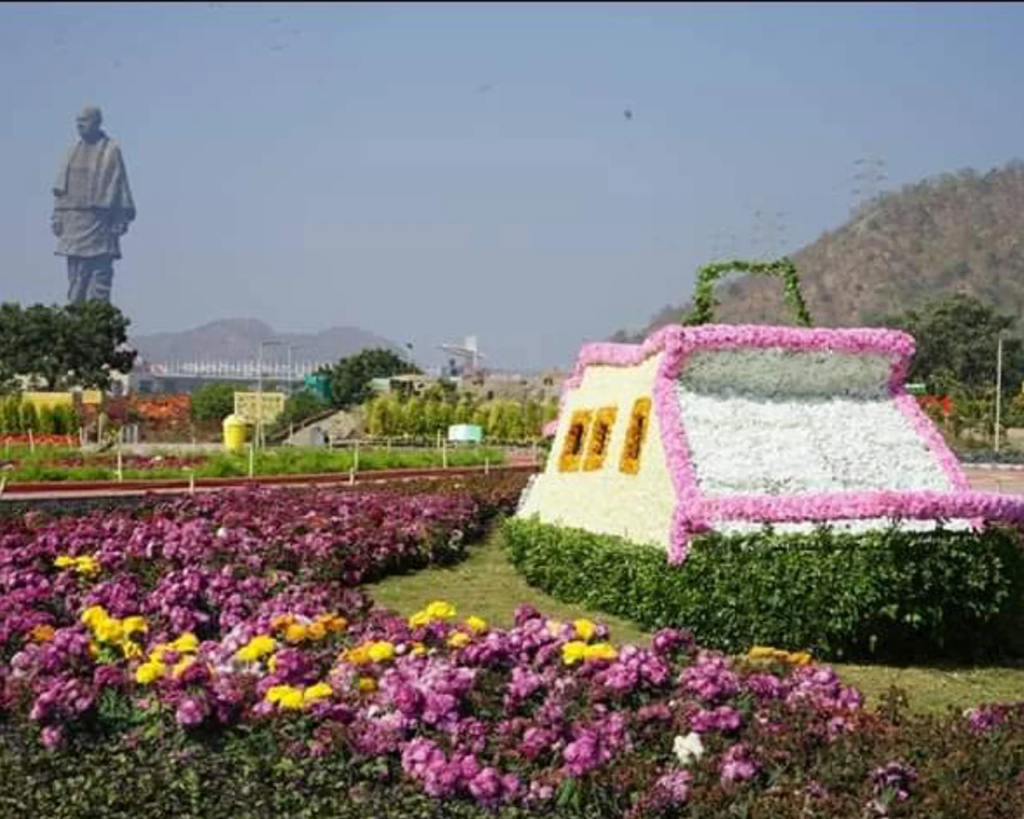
(222, 414), (250, 453)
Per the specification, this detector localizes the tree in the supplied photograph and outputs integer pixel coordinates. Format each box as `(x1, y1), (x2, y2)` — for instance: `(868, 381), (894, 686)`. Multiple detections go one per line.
(274, 389), (330, 432)
(327, 348), (420, 409)
(191, 382), (236, 422)
(0, 301), (136, 391)
(884, 293), (1024, 395)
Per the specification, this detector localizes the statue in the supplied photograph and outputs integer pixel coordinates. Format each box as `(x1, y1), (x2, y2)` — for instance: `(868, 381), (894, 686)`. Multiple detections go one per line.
(51, 106), (136, 305)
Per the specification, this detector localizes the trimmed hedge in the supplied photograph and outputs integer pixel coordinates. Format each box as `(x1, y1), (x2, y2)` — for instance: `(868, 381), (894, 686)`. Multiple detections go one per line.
(503, 518), (1024, 662)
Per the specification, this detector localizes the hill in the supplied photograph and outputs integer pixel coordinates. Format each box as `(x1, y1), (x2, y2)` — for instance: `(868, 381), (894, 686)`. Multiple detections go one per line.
(129, 318), (402, 365)
(617, 160), (1024, 339)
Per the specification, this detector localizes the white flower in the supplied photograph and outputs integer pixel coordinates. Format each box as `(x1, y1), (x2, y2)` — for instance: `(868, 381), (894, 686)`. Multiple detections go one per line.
(673, 731), (705, 766)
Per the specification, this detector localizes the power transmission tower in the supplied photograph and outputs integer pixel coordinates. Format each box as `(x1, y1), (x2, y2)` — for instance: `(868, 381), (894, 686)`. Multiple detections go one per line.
(851, 156), (888, 214)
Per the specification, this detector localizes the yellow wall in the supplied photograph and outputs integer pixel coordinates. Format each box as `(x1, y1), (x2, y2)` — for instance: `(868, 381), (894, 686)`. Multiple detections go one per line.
(518, 353), (676, 550)
(21, 392), (75, 411)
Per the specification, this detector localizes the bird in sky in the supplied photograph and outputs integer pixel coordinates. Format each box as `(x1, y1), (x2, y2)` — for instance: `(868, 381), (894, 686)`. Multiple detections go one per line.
(624, 109), (633, 120)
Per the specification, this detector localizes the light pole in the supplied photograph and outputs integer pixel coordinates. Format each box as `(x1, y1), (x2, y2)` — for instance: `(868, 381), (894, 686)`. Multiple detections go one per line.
(995, 330), (1010, 453)
(287, 345), (304, 396)
(257, 340), (282, 449)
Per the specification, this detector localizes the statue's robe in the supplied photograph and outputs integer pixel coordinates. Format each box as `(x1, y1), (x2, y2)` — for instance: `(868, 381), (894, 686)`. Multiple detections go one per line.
(52, 132), (136, 259)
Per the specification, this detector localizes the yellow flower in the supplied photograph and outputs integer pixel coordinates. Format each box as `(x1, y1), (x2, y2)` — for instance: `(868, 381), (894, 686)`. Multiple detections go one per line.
(135, 660), (166, 685)
(562, 640), (587, 665)
(306, 621), (327, 641)
(29, 624), (55, 643)
(573, 619), (596, 642)
(171, 633), (199, 653)
(266, 685), (304, 710)
(367, 641), (395, 663)
(54, 556), (77, 568)
(122, 616), (148, 636)
(81, 605), (108, 628)
(119, 640), (143, 659)
(322, 614), (347, 633)
(465, 616), (488, 633)
(94, 618), (125, 645)
(285, 623), (308, 644)
(303, 682), (333, 703)
(424, 601), (457, 622)
(87, 641), (100, 660)
(75, 556), (101, 578)
(788, 651), (813, 666)
(447, 632), (471, 649)
(583, 643), (618, 662)
(267, 654), (278, 672)
(271, 614), (296, 631)
(411, 642), (427, 657)
(408, 610), (431, 629)
(747, 646), (776, 660)
(172, 656), (196, 678)
(235, 635), (277, 663)
(357, 677), (377, 693)
(342, 645), (372, 666)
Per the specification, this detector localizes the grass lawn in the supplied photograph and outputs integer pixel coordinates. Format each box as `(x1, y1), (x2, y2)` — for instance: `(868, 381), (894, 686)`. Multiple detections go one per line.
(366, 529), (1024, 715)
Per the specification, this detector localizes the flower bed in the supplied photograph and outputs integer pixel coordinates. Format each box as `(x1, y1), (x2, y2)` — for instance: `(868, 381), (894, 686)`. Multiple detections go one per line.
(0, 488), (1022, 817)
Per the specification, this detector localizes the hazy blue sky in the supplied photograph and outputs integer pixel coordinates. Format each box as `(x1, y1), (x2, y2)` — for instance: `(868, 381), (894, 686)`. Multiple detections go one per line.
(3, 2), (1024, 371)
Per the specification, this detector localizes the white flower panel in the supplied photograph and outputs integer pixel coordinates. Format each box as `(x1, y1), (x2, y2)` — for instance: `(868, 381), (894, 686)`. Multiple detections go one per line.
(677, 348), (952, 497)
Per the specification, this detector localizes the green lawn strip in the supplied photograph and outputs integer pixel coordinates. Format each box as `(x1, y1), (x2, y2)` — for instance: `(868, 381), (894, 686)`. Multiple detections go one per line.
(365, 530), (1024, 715)
(0, 446), (507, 482)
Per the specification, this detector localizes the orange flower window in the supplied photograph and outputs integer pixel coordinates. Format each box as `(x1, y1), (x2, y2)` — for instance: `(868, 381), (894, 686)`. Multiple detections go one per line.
(583, 407), (618, 472)
(558, 409), (593, 472)
(619, 397), (651, 475)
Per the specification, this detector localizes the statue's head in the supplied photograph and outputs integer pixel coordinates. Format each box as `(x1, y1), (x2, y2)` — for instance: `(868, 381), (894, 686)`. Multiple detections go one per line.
(75, 106), (103, 142)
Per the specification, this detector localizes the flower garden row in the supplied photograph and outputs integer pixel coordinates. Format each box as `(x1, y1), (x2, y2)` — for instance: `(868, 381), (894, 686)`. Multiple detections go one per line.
(1, 479), (1022, 817)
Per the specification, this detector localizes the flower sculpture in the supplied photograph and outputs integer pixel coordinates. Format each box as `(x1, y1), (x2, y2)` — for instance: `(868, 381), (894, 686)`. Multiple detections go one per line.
(520, 257), (1024, 561)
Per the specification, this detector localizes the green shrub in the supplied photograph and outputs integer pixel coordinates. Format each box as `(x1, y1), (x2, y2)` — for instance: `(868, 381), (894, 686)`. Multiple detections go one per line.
(36, 405), (57, 434)
(0, 395), (21, 433)
(18, 401), (38, 432)
(502, 517), (1024, 662)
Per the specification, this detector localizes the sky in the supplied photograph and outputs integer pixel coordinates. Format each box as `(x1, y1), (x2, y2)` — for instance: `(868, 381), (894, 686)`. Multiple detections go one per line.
(3, 2), (1024, 372)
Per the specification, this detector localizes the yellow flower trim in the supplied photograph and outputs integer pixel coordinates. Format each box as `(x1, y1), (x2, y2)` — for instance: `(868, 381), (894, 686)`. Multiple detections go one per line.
(235, 635), (277, 663)
(583, 406), (618, 472)
(619, 397), (652, 475)
(558, 409), (593, 472)
(55, 555), (101, 579)
(447, 632), (471, 649)
(573, 618), (597, 641)
(747, 645), (813, 666)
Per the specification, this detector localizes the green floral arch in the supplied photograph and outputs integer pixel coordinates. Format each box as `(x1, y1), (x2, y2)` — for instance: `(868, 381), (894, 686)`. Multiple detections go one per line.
(682, 257), (813, 327)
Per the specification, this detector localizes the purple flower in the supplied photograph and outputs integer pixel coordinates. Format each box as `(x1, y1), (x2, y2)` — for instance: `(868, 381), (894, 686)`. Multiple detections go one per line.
(871, 762), (916, 803)
(40, 724), (64, 750)
(691, 705), (742, 734)
(175, 695), (209, 727)
(720, 742), (758, 785)
(654, 770), (692, 804)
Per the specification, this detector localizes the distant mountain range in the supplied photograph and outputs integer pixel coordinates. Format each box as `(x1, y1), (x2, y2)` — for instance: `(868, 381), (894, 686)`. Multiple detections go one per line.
(129, 318), (402, 366)
(614, 159), (1024, 339)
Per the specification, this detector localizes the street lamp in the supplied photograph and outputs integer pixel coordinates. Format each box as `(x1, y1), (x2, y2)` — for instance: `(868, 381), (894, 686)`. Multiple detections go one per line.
(257, 339), (282, 449)
(995, 329), (1011, 453)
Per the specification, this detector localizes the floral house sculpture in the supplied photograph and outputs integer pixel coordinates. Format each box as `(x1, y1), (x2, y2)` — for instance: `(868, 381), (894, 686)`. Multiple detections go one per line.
(519, 258), (1024, 563)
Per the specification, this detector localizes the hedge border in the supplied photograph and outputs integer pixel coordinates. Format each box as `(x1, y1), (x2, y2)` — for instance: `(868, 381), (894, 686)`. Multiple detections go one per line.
(502, 517), (1024, 662)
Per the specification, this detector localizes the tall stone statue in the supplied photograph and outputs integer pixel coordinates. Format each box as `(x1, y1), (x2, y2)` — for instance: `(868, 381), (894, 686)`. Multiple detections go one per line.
(51, 106), (136, 305)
